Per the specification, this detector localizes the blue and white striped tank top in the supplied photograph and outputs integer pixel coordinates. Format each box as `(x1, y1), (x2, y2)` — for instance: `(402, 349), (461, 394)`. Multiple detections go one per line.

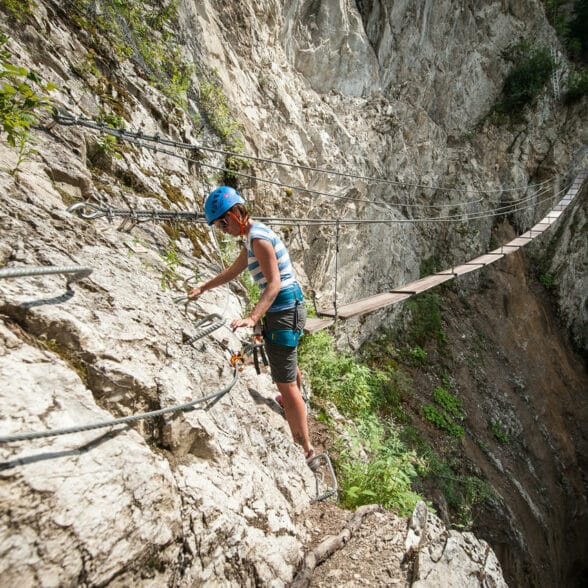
(247, 222), (299, 311)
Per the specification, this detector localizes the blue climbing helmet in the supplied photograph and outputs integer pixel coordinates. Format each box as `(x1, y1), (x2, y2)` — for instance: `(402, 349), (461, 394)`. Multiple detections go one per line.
(204, 186), (245, 225)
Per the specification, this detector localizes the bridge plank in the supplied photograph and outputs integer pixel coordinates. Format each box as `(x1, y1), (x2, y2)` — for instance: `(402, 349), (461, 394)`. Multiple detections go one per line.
(507, 237), (533, 246)
(319, 292), (411, 318)
(468, 253), (505, 265)
(304, 317), (334, 334)
(437, 264), (484, 276)
(489, 245), (520, 255)
(392, 273), (454, 294)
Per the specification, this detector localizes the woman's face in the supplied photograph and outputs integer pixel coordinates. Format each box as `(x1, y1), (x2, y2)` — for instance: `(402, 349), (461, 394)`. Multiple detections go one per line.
(213, 211), (240, 236)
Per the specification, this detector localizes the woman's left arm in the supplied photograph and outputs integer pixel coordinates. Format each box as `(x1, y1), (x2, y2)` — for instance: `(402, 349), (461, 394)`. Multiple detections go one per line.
(230, 238), (280, 330)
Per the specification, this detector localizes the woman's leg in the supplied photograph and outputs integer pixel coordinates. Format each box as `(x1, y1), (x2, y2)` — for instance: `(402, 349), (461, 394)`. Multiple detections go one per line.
(276, 379), (312, 455)
(264, 304), (311, 455)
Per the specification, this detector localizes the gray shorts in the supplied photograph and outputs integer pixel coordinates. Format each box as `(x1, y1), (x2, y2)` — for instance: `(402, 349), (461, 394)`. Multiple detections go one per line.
(263, 304), (307, 383)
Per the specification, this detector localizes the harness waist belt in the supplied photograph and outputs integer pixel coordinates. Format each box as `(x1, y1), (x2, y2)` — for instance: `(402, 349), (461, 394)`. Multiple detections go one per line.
(264, 328), (302, 348)
(269, 282), (304, 311)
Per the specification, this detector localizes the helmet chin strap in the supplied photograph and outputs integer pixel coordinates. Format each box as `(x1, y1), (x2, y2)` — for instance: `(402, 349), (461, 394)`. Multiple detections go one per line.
(226, 210), (250, 236)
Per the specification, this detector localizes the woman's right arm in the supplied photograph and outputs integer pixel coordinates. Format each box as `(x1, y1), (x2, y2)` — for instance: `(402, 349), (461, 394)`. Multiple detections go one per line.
(189, 247), (248, 298)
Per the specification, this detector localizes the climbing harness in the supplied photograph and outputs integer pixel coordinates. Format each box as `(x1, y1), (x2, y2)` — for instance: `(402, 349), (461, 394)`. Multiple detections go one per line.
(264, 329), (302, 347)
(252, 323), (269, 375)
(262, 283), (305, 347)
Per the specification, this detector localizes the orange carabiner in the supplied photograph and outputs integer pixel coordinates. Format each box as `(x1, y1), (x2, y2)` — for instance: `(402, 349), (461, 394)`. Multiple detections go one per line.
(230, 354), (245, 371)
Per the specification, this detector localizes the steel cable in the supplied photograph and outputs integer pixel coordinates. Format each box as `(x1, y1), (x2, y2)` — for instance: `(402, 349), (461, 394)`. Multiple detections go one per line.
(66, 182), (568, 228)
(0, 368), (239, 444)
(0, 265), (93, 284)
(53, 110), (554, 196)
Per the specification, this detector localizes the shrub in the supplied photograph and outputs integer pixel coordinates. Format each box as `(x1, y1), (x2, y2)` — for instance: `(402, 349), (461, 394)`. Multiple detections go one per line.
(423, 405), (465, 438)
(299, 331), (386, 418)
(433, 387), (464, 420)
(0, 34), (56, 168)
(199, 79), (245, 150)
(544, 0), (588, 64)
(70, 0), (192, 108)
(539, 272), (555, 289)
(401, 344), (428, 366)
(495, 45), (554, 115)
(0, 0), (35, 20)
(405, 292), (446, 346)
(490, 420), (510, 443)
(564, 68), (588, 103)
(337, 416), (424, 515)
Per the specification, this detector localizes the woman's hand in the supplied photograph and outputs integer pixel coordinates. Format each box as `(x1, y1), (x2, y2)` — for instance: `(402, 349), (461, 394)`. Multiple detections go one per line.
(230, 316), (256, 331)
(188, 286), (203, 299)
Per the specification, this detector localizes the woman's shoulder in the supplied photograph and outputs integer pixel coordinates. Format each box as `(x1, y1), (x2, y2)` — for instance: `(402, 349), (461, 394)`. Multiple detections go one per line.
(249, 222), (275, 241)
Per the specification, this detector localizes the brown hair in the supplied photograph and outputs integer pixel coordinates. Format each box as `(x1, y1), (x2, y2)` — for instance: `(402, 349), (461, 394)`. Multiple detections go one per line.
(231, 203), (250, 222)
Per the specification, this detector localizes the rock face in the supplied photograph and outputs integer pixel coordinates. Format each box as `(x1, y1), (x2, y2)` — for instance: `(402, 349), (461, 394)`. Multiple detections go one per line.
(0, 149), (314, 584)
(409, 501), (508, 588)
(0, 0), (586, 586)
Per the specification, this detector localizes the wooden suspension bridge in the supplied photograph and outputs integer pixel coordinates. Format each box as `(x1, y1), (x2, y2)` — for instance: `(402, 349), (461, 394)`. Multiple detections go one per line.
(304, 171), (586, 334)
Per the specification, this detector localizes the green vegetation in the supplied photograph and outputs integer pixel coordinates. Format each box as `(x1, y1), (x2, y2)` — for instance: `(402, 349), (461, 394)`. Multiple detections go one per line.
(0, 0), (35, 20)
(300, 330), (389, 418)
(241, 270), (260, 314)
(299, 331), (423, 514)
(565, 68), (588, 103)
(544, 0), (588, 63)
(71, 0), (192, 108)
(0, 34), (56, 170)
(337, 416), (424, 515)
(424, 382), (465, 439)
(96, 133), (123, 160)
(300, 328), (493, 525)
(405, 292), (446, 347)
(433, 386), (464, 420)
(199, 80), (244, 151)
(425, 452), (495, 529)
(198, 77), (248, 184)
(490, 419), (510, 444)
(401, 344), (428, 366)
(539, 272), (555, 289)
(495, 44), (554, 116)
(160, 240), (181, 290)
(423, 404), (465, 438)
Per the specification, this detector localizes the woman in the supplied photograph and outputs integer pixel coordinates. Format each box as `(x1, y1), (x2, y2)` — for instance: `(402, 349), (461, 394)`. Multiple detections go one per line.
(189, 186), (314, 464)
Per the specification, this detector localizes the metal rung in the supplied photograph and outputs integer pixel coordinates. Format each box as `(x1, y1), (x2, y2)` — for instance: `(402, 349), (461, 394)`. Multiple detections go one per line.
(185, 314), (225, 345)
(308, 452), (338, 502)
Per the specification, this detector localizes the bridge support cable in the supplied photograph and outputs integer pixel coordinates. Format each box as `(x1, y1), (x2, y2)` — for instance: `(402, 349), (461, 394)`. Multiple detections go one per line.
(305, 171), (586, 332)
(333, 220), (340, 323)
(65, 179), (563, 228)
